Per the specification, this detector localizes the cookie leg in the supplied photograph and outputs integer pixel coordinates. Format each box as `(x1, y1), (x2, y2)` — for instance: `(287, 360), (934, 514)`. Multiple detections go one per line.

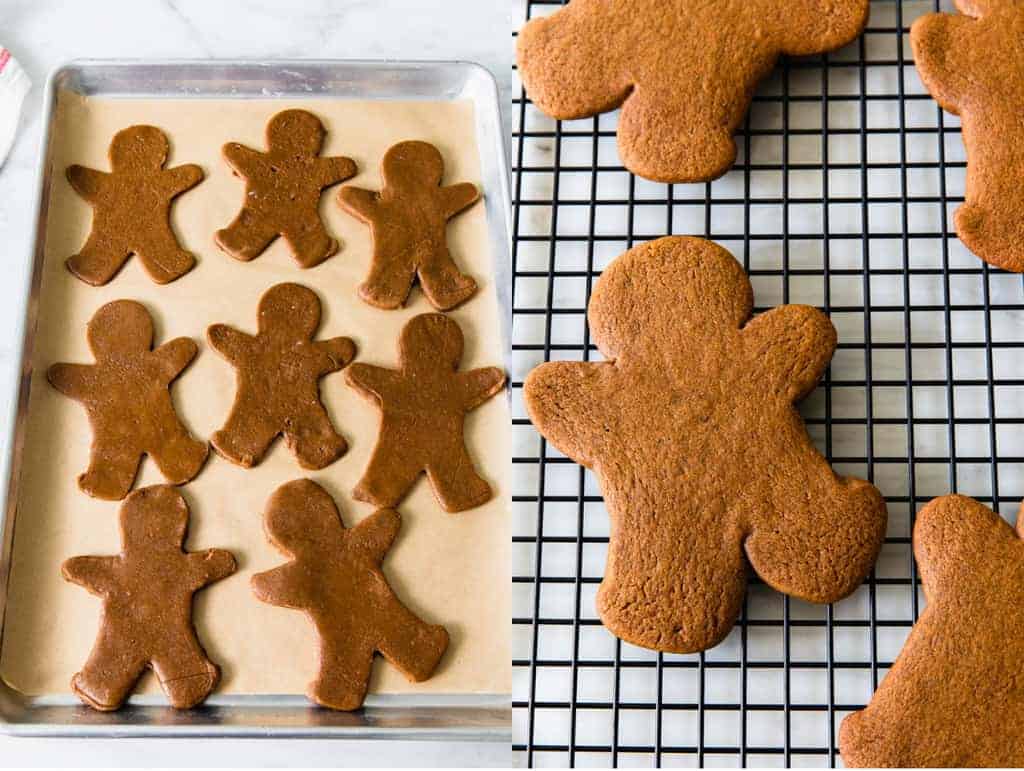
(66, 233), (130, 287)
(282, 405), (347, 470)
(71, 627), (148, 711)
(210, 406), (280, 468)
(376, 599), (448, 682)
(743, 421), (887, 604)
(597, 505), (747, 653)
(215, 208), (278, 262)
(617, 89), (737, 182)
(150, 432), (209, 486)
(136, 227), (197, 284)
(283, 219), (337, 269)
(309, 638), (375, 711)
(78, 444), (143, 500)
(152, 637), (219, 709)
(955, 201), (1024, 273)
(425, 447), (492, 512)
(358, 255), (416, 310)
(352, 444), (421, 508)
(417, 247), (478, 311)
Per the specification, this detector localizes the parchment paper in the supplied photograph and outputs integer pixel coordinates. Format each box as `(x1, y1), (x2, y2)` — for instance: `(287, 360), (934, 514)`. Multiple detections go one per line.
(0, 93), (511, 698)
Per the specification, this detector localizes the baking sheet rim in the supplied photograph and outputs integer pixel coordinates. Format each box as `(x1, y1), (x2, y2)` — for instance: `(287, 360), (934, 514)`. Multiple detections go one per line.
(0, 58), (513, 739)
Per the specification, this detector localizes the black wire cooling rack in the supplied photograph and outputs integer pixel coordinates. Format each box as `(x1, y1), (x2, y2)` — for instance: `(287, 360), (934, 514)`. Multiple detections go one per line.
(509, 0), (1024, 766)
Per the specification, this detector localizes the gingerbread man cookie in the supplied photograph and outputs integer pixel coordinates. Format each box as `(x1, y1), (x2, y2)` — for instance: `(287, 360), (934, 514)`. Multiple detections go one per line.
(517, 0), (869, 182)
(48, 300), (208, 501)
(208, 283), (355, 470)
(62, 485), (236, 711)
(216, 109), (356, 268)
(339, 140), (481, 310)
(251, 479), (449, 711)
(524, 236), (887, 653)
(841, 495), (1024, 767)
(345, 313), (506, 513)
(911, 0), (1024, 272)
(66, 125), (203, 285)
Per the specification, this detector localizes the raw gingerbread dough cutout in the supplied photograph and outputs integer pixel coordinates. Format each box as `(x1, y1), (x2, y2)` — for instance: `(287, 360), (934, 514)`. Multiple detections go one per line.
(339, 140), (481, 310)
(208, 282), (355, 470)
(517, 0), (870, 182)
(524, 236), (887, 653)
(345, 313), (506, 513)
(911, 0), (1024, 272)
(48, 300), (208, 501)
(66, 125), (203, 285)
(62, 484), (236, 711)
(250, 478), (449, 710)
(841, 494), (1024, 767)
(216, 109), (356, 268)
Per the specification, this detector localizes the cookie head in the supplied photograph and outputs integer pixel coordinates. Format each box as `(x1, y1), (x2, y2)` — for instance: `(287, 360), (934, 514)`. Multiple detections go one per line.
(109, 125), (169, 172)
(587, 237), (752, 363)
(399, 313), (464, 371)
(382, 140), (445, 190)
(119, 485), (189, 553)
(515, 0), (631, 121)
(265, 109), (326, 156)
(264, 478), (340, 558)
(87, 300), (155, 360)
(257, 282), (321, 339)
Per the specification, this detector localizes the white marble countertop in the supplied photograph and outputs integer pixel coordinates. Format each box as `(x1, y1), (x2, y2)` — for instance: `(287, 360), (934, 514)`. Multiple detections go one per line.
(0, 0), (518, 766)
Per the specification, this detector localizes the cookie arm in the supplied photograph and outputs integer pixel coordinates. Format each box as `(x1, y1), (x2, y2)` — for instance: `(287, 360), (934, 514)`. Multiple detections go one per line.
(66, 166), (109, 202)
(458, 366), (507, 411)
(438, 183), (480, 219)
(61, 555), (119, 597)
(523, 360), (615, 469)
(152, 337), (199, 381)
(957, 0), (1002, 15)
(349, 508), (401, 564)
(207, 324), (255, 365)
(187, 548), (237, 589)
(222, 142), (268, 177)
(741, 305), (836, 403)
(163, 163), (205, 195)
(47, 363), (97, 400)
(318, 156), (357, 187)
(909, 13), (975, 112)
(251, 563), (313, 609)
(345, 363), (399, 403)
(313, 336), (357, 375)
(338, 187), (379, 222)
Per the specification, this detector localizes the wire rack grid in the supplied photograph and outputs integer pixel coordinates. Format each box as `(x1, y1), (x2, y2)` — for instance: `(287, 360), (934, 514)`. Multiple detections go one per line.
(509, 0), (1024, 767)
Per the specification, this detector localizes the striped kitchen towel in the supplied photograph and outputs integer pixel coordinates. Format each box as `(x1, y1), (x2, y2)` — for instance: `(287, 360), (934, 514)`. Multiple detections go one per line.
(0, 47), (30, 167)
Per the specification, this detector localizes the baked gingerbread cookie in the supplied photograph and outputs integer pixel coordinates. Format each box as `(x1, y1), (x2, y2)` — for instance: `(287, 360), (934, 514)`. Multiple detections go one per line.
(66, 125), (203, 285)
(517, 0), (869, 182)
(345, 313), (506, 513)
(208, 283), (355, 470)
(339, 140), (481, 310)
(62, 485), (236, 711)
(216, 109), (356, 268)
(911, 0), (1024, 272)
(841, 494), (1024, 767)
(48, 300), (208, 501)
(524, 236), (887, 653)
(251, 479), (449, 710)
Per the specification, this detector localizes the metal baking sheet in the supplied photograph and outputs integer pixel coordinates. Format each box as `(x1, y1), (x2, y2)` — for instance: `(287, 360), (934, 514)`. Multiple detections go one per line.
(0, 59), (512, 740)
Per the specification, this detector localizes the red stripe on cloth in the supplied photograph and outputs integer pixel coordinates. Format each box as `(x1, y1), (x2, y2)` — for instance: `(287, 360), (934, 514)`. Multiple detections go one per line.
(0, 49), (10, 73)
